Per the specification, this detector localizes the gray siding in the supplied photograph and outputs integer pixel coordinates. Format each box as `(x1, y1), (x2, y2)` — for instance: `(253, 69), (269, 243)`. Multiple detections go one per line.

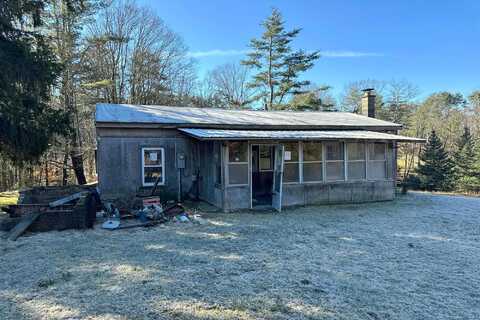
(96, 128), (195, 203)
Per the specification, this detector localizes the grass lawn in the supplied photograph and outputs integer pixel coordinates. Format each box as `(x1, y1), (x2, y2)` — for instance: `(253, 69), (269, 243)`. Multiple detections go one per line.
(0, 192), (479, 319)
(0, 191), (18, 206)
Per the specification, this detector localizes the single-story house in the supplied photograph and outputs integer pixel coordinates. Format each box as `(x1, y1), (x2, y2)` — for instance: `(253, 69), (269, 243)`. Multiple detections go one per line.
(95, 89), (424, 212)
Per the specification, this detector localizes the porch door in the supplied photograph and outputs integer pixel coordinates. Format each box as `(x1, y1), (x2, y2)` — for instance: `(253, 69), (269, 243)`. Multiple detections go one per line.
(272, 144), (284, 212)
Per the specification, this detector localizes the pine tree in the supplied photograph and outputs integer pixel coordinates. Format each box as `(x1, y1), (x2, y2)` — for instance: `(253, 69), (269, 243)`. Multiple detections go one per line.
(241, 8), (320, 110)
(0, 0), (69, 162)
(286, 86), (337, 111)
(416, 130), (454, 191)
(453, 126), (480, 192)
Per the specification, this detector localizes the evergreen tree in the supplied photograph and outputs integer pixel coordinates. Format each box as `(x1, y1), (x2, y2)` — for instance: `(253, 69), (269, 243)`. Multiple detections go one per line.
(416, 130), (454, 191)
(285, 86), (336, 111)
(241, 8), (320, 110)
(453, 126), (480, 192)
(0, 0), (69, 162)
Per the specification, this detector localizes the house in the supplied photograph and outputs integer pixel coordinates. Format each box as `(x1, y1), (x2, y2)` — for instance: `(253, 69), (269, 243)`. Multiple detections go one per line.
(95, 89), (424, 212)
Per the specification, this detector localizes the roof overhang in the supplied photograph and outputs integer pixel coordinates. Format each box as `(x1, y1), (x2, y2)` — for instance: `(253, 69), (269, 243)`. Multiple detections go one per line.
(178, 128), (426, 143)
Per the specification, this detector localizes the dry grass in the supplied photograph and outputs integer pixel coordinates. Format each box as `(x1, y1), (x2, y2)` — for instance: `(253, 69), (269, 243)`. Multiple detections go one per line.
(1, 192), (479, 319)
(0, 191), (18, 206)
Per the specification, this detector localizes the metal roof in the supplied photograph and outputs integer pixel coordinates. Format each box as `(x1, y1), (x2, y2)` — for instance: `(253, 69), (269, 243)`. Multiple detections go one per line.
(178, 128), (426, 142)
(95, 103), (402, 130)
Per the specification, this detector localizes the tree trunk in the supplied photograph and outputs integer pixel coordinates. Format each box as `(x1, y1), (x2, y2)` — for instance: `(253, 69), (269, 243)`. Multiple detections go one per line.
(71, 148), (87, 185)
(62, 151), (69, 186)
(44, 158), (49, 187)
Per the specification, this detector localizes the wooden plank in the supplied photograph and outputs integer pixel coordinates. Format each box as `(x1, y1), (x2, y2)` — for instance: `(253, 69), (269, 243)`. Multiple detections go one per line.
(6, 212), (41, 241)
(49, 191), (88, 208)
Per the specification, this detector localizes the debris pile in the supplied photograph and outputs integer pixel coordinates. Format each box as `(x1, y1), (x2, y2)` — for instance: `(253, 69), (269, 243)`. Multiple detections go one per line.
(1, 186), (99, 241)
(0, 186), (208, 239)
(100, 196), (204, 231)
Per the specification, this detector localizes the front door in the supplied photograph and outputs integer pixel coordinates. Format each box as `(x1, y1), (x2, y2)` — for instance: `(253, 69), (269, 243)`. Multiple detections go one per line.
(251, 145), (275, 207)
(272, 144), (284, 212)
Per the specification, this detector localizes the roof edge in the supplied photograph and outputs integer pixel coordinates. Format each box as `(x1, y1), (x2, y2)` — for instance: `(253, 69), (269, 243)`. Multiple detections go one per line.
(95, 121), (402, 131)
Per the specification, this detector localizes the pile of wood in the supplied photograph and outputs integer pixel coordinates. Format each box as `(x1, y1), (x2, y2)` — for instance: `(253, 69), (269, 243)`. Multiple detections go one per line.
(1, 186), (98, 241)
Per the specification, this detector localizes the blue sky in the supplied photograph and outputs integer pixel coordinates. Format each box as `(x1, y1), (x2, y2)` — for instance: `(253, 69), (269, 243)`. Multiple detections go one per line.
(139, 0), (480, 99)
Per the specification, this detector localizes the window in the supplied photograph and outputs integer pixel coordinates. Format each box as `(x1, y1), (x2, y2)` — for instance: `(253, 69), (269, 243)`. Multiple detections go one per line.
(142, 148), (165, 186)
(283, 142), (300, 183)
(259, 145), (274, 171)
(303, 142), (323, 182)
(367, 143), (387, 180)
(325, 142), (344, 181)
(347, 142), (366, 180)
(228, 142), (248, 185)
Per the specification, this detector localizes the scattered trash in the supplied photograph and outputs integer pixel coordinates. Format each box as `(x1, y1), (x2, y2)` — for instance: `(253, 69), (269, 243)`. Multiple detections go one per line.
(191, 214), (208, 225)
(102, 219), (120, 230)
(142, 197), (161, 207)
(177, 214), (190, 223)
(99, 197), (207, 231)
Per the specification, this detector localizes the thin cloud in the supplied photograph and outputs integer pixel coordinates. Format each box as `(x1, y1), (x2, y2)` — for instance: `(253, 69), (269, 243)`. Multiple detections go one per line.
(187, 49), (249, 58)
(188, 49), (383, 58)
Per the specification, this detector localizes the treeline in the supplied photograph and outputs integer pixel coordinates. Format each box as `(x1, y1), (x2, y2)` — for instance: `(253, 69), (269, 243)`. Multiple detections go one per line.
(1, 1), (479, 194)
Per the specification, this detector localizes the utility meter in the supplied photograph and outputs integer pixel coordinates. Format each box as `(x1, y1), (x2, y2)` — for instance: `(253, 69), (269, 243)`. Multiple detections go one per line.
(177, 153), (186, 169)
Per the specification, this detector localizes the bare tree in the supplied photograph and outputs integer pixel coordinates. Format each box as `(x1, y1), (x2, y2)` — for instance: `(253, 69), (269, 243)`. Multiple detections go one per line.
(202, 63), (255, 108)
(382, 80), (420, 124)
(339, 79), (386, 113)
(81, 0), (196, 105)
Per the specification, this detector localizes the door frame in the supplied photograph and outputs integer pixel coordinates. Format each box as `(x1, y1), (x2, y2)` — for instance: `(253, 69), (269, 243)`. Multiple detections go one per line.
(250, 143), (279, 209)
(271, 144), (285, 212)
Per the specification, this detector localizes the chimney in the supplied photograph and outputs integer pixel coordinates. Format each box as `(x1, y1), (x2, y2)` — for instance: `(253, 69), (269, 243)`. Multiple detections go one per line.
(361, 88), (376, 118)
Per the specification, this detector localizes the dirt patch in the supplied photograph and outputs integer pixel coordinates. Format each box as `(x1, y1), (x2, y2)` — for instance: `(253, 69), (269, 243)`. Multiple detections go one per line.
(1, 192), (479, 319)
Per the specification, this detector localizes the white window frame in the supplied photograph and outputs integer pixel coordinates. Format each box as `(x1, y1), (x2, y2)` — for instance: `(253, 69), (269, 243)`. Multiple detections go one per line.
(283, 141), (301, 184)
(302, 141), (324, 183)
(141, 147), (165, 187)
(367, 142), (387, 181)
(325, 141), (345, 182)
(227, 142), (249, 186)
(346, 142), (367, 181)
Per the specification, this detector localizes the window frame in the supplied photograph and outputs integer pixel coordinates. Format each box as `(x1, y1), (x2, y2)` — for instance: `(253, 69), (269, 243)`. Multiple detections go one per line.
(346, 142), (367, 181)
(283, 141), (301, 184)
(367, 142), (388, 181)
(324, 141), (345, 182)
(302, 141), (324, 184)
(141, 147), (165, 187)
(227, 142), (249, 186)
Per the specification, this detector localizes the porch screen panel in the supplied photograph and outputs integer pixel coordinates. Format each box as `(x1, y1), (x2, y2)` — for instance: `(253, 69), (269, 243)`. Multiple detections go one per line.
(347, 142), (366, 180)
(367, 142), (387, 180)
(386, 143), (394, 179)
(325, 142), (345, 181)
(228, 142), (248, 185)
(283, 142), (299, 183)
(303, 142), (323, 182)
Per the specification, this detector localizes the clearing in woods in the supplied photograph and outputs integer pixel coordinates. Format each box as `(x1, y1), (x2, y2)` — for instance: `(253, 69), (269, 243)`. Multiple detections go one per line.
(0, 192), (479, 319)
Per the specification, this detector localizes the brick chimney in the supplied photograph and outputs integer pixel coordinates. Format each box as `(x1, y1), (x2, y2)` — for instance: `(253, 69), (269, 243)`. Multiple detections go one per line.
(361, 88), (376, 118)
